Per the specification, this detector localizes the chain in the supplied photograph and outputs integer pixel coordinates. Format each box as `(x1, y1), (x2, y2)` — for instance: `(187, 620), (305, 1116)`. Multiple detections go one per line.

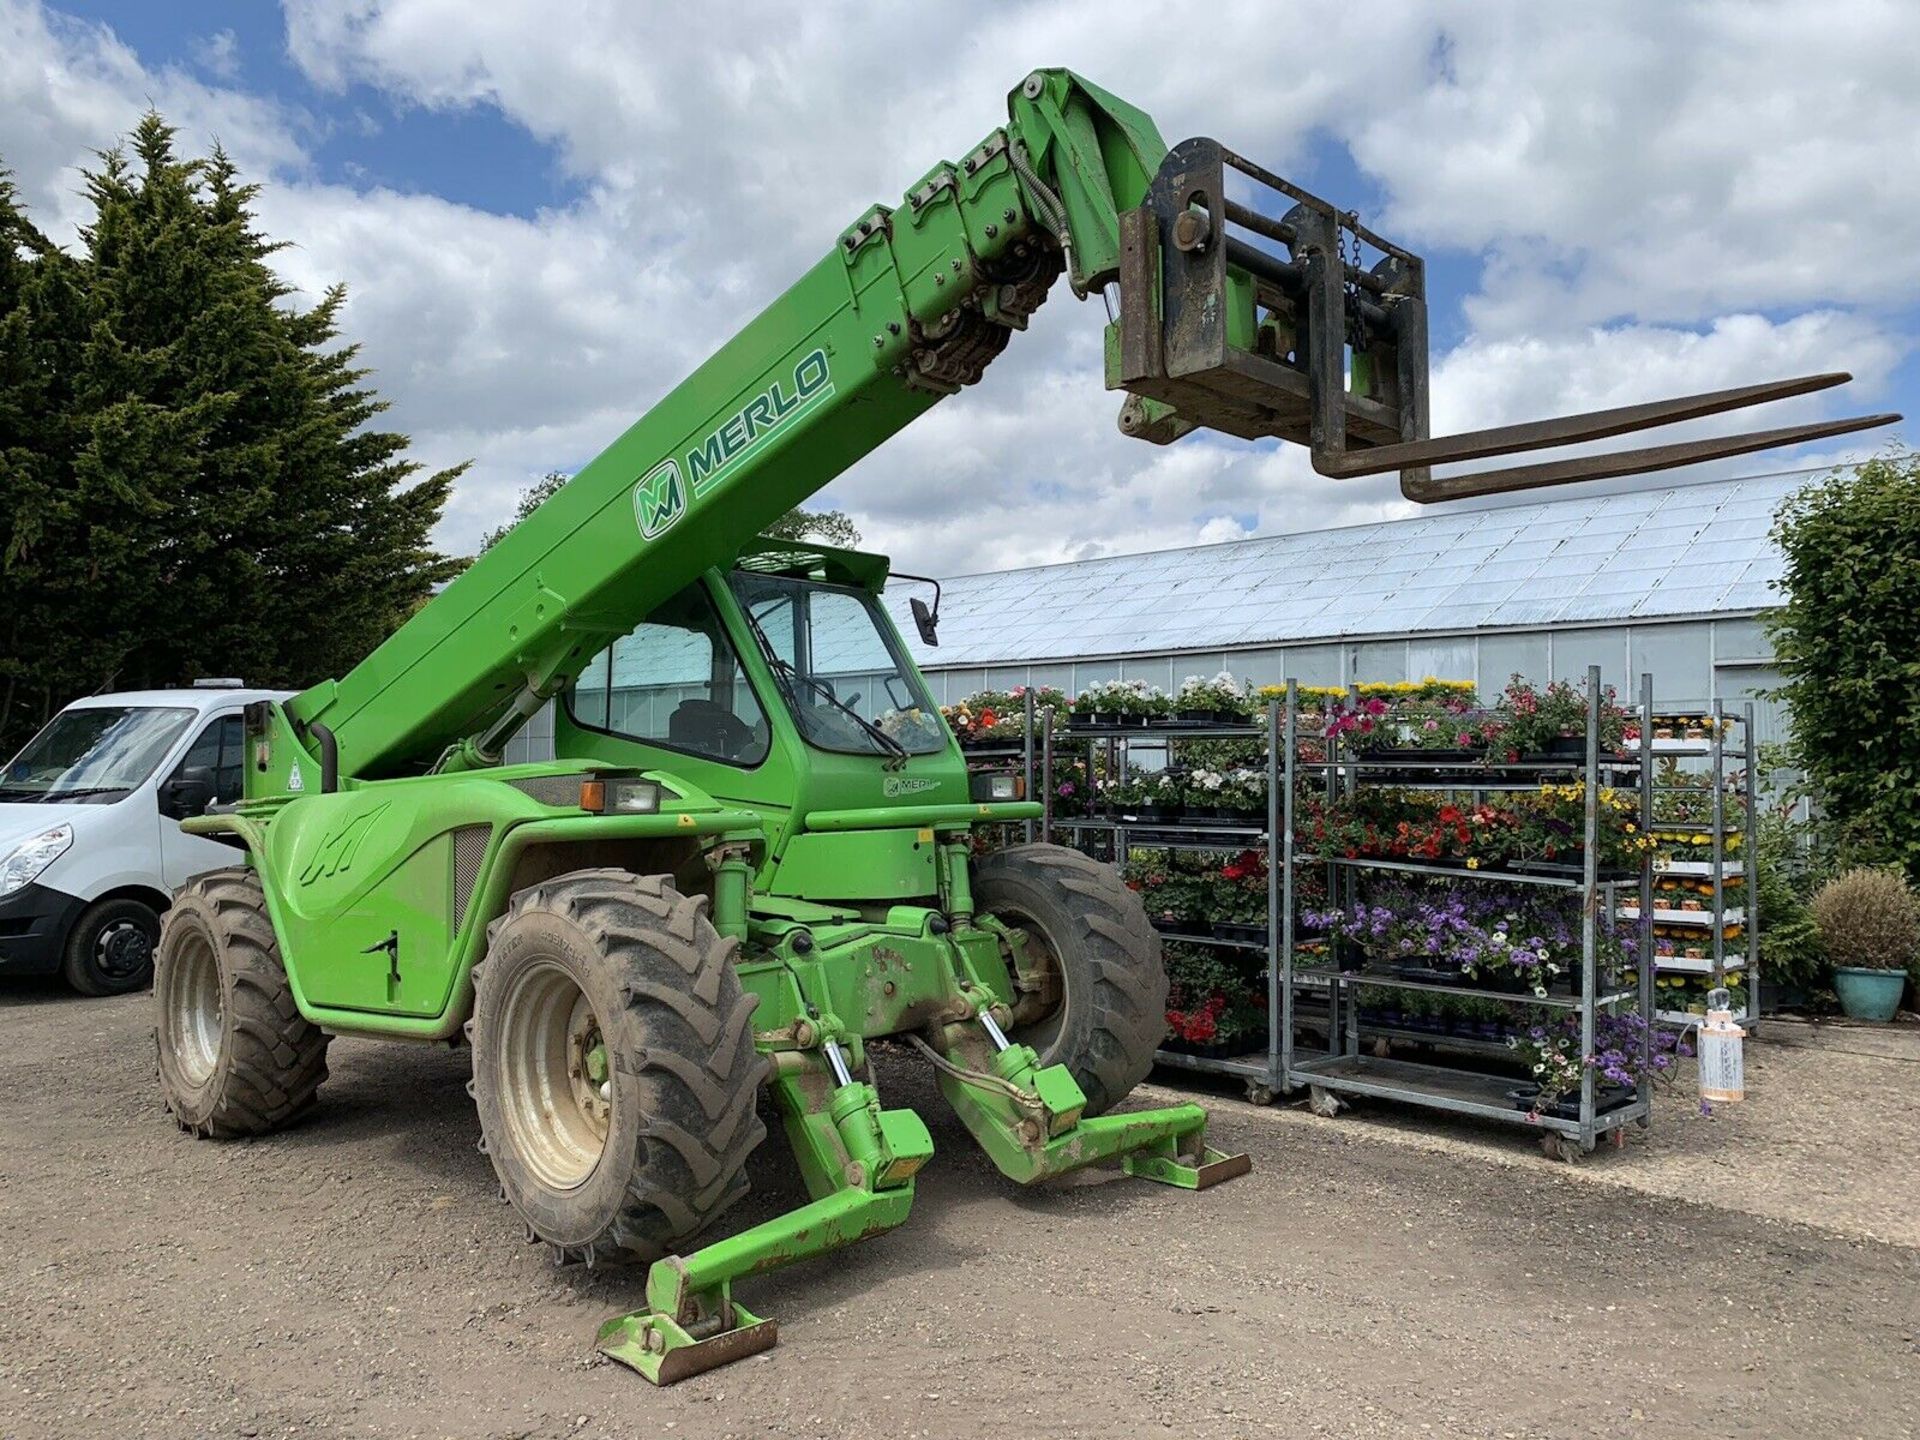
(1341, 210), (1368, 352)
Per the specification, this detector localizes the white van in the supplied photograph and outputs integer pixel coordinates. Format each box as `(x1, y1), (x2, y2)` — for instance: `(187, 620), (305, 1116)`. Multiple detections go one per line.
(0, 683), (290, 995)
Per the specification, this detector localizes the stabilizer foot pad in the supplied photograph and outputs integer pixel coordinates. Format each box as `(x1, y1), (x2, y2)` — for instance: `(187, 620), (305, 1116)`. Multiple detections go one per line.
(597, 1305), (779, 1385)
(1124, 1144), (1252, 1190)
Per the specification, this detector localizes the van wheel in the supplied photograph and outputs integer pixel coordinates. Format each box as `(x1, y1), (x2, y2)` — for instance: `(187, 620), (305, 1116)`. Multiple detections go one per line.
(61, 896), (162, 996)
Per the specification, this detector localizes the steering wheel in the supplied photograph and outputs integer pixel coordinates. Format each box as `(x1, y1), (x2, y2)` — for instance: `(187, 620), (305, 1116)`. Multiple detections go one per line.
(669, 700), (757, 759)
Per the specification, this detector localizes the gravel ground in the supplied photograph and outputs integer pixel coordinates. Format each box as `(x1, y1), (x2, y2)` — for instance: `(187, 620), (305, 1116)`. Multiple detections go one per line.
(2, 979), (1916, 1440)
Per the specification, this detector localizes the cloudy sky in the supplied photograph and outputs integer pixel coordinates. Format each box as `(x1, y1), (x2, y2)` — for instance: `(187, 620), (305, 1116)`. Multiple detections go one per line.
(2, 0), (1913, 577)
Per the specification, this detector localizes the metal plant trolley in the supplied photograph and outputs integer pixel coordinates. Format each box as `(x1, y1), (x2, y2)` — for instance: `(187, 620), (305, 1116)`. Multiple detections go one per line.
(1283, 668), (1659, 1158)
(1625, 702), (1760, 1031)
(1032, 705), (1294, 1106)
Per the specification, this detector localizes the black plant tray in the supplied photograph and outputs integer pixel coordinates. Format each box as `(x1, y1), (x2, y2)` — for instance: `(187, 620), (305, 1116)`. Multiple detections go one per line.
(1149, 709), (1255, 728)
(1507, 859), (1640, 882)
(1212, 921), (1268, 943)
(1385, 964), (1466, 985)
(1514, 750), (1639, 768)
(1356, 746), (1488, 763)
(1507, 1084), (1637, 1119)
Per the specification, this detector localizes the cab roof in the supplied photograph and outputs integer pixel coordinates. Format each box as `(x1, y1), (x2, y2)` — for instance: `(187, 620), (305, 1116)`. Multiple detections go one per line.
(732, 537), (890, 592)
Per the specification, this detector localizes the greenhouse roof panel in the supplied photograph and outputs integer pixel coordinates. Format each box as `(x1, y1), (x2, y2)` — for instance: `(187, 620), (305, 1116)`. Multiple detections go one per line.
(890, 470), (1827, 668)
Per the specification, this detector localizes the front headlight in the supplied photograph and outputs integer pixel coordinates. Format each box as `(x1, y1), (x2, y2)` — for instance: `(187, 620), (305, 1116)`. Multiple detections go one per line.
(0, 824), (74, 898)
(577, 778), (663, 815)
(969, 772), (1025, 803)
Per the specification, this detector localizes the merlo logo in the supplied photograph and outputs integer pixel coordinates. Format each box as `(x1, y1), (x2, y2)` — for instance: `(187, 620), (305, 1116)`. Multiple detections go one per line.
(634, 459), (687, 539)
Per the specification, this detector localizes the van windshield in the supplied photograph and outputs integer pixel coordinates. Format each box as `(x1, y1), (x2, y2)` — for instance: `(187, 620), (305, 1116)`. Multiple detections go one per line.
(0, 706), (194, 804)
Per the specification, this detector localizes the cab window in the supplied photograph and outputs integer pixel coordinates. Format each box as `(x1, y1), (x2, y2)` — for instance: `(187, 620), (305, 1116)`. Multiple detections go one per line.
(569, 584), (769, 766)
(171, 715), (246, 805)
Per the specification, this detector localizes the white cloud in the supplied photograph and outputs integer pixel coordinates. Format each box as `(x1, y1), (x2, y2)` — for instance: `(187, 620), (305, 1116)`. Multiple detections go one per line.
(1, 0), (1911, 579)
(0, 2), (302, 238)
(191, 28), (241, 82)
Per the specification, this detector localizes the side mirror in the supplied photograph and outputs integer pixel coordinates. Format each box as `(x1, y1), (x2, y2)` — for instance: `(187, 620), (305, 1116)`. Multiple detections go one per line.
(910, 596), (939, 648)
(163, 765), (216, 820)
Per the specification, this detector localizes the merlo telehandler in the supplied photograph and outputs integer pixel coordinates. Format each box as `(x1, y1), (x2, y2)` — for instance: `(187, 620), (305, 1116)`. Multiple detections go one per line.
(151, 68), (1894, 1383)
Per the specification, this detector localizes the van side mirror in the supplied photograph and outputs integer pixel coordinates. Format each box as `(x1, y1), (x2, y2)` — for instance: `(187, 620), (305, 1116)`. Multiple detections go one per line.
(163, 765), (216, 820)
(909, 596), (939, 648)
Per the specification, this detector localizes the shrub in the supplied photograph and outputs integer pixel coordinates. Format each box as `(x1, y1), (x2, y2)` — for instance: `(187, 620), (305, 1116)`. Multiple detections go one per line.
(1753, 808), (1830, 992)
(1770, 454), (1920, 878)
(1809, 868), (1920, 972)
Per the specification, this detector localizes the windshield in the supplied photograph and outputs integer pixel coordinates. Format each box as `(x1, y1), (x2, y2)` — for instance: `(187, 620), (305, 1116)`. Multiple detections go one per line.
(0, 706), (194, 804)
(728, 571), (947, 757)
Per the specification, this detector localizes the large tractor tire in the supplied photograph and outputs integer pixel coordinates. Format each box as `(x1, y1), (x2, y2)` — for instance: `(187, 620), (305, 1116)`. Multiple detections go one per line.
(468, 869), (766, 1267)
(153, 868), (331, 1137)
(974, 843), (1166, 1117)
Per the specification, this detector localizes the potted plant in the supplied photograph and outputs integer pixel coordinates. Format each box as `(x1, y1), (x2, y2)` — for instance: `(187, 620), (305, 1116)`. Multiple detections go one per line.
(1508, 1011), (1689, 1117)
(1811, 868), (1918, 1022)
(1183, 767), (1227, 819)
(1220, 766), (1268, 819)
(1109, 770), (1181, 824)
(1172, 671), (1253, 725)
(1075, 678), (1169, 728)
(1498, 675), (1630, 759)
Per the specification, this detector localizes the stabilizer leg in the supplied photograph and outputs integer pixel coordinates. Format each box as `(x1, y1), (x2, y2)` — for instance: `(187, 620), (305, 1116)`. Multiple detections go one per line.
(598, 1044), (931, 1385)
(922, 1009), (1250, 1189)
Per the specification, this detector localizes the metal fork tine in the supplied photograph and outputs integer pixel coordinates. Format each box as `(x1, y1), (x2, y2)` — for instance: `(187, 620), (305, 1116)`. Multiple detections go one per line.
(1316, 373), (1853, 478)
(1398, 412), (1903, 503)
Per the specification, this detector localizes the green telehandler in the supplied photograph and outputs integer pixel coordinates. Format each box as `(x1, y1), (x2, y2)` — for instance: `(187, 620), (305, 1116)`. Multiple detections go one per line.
(151, 68), (1893, 1384)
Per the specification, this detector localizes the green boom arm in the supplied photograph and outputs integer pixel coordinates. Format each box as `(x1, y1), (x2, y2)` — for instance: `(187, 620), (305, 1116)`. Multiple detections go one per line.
(282, 70), (1167, 782)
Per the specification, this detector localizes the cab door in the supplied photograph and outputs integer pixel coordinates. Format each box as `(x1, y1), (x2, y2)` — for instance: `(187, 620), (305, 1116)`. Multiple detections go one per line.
(158, 712), (247, 889)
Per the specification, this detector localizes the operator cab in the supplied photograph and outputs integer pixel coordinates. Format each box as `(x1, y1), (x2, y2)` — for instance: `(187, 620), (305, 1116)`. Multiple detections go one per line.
(566, 541), (947, 773)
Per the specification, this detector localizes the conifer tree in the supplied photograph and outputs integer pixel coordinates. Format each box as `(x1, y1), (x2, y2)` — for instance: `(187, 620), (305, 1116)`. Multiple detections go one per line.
(0, 116), (464, 751)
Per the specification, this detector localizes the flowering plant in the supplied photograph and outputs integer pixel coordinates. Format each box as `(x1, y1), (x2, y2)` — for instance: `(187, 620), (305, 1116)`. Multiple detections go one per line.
(1077, 678), (1170, 719)
(1514, 781), (1659, 870)
(1175, 671), (1253, 717)
(1496, 675), (1631, 754)
(942, 686), (1070, 740)
(1108, 768), (1182, 813)
(1264, 678), (1478, 706)
(1323, 695), (1391, 742)
(1164, 943), (1265, 1048)
(1220, 766), (1268, 814)
(1306, 879), (1639, 999)
(1389, 702), (1506, 752)
(1509, 1010), (1691, 1111)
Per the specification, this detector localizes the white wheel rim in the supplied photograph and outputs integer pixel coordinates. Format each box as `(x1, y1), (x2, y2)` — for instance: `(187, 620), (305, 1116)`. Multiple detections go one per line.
(496, 962), (611, 1190)
(170, 931), (224, 1086)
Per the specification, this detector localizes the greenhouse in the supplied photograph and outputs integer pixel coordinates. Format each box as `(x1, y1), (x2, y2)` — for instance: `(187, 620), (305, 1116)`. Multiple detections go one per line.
(888, 469), (1810, 744)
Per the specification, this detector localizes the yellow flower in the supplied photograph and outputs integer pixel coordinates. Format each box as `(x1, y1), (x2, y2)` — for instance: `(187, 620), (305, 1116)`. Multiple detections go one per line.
(1466, 857), (1480, 870)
